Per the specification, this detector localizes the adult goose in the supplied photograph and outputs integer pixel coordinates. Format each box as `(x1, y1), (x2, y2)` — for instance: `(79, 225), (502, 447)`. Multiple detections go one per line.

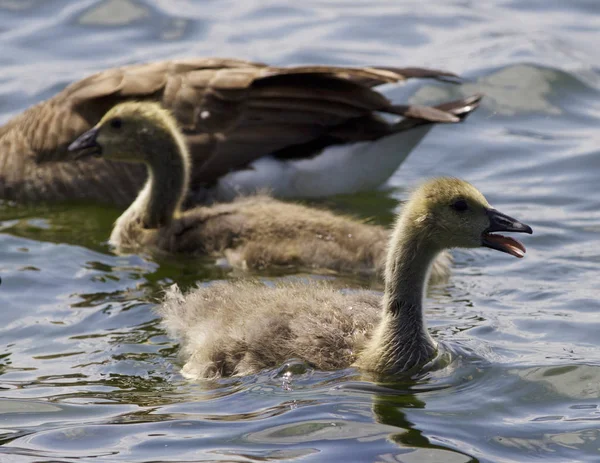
(67, 101), (452, 280)
(2, 58), (481, 206)
(157, 177), (532, 379)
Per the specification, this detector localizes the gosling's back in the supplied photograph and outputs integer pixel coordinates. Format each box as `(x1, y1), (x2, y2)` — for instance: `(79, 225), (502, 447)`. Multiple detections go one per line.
(119, 194), (390, 274)
(159, 281), (381, 379)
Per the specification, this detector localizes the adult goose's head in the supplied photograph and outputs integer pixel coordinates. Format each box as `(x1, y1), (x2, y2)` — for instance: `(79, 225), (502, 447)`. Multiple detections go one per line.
(405, 177), (532, 258)
(67, 102), (185, 165)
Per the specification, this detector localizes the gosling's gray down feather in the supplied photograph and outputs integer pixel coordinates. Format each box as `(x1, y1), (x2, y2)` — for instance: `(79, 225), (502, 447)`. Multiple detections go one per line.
(160, 281), (381, 379)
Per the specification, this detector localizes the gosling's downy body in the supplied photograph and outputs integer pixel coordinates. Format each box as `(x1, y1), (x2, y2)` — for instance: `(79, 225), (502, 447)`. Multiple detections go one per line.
(67, 102), (451, 279)
(158, 178), (532, 378)
(1, 58), (481, 206)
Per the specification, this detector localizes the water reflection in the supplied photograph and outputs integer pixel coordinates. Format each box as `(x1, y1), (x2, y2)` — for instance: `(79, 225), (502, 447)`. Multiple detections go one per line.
(372, 387), (476, 462)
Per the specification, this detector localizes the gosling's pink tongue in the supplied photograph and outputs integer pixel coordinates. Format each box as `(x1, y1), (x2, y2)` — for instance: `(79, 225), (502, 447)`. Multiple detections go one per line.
(486, 234), (527, 258)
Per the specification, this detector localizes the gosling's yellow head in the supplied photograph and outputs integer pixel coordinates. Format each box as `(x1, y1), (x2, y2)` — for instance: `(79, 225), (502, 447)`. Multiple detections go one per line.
(404, 177), (532, 257)
(67, 102), (186, 164)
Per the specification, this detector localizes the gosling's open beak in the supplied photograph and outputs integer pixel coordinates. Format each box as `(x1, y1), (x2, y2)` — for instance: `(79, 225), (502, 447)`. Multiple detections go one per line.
(67, 127), (102, 160)
(482, 208), (533, 258)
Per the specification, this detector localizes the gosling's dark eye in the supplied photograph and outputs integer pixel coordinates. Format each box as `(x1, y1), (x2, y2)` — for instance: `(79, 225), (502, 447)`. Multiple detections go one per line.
(110, 118), (122, 129)
(451, 199), (469, 212)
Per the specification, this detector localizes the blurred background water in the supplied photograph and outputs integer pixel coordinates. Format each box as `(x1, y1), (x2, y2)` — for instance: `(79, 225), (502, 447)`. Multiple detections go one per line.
(1, 0), (600, 461)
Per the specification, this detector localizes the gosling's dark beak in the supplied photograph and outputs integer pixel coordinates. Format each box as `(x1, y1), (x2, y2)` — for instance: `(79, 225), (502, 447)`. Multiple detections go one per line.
(482, 208), (533, 258)
(67, 127), (102, 160)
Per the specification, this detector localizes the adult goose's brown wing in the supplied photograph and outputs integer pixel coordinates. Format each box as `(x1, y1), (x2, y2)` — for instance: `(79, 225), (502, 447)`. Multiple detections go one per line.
(0, 58), (471, 206)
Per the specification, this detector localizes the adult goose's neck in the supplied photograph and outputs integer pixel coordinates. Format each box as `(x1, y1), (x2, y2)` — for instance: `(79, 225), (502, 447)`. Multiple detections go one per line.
(129, 133), (189, 229)
(362, 215), (440, 375)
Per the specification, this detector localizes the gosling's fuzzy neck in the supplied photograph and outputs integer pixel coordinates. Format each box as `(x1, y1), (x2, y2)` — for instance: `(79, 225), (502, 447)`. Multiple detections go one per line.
(357, 200), (441, 375)
(111, 107), (190, 240)
(138, 134), (189, 229)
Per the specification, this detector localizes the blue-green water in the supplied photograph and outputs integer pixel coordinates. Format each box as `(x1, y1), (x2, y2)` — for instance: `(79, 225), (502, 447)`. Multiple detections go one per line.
(2, 1), (600, 461)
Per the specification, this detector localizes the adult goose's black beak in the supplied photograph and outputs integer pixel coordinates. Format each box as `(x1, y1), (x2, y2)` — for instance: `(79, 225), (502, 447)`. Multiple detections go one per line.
(67, 127), (102, 160)
(482, 208), (533, 258)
